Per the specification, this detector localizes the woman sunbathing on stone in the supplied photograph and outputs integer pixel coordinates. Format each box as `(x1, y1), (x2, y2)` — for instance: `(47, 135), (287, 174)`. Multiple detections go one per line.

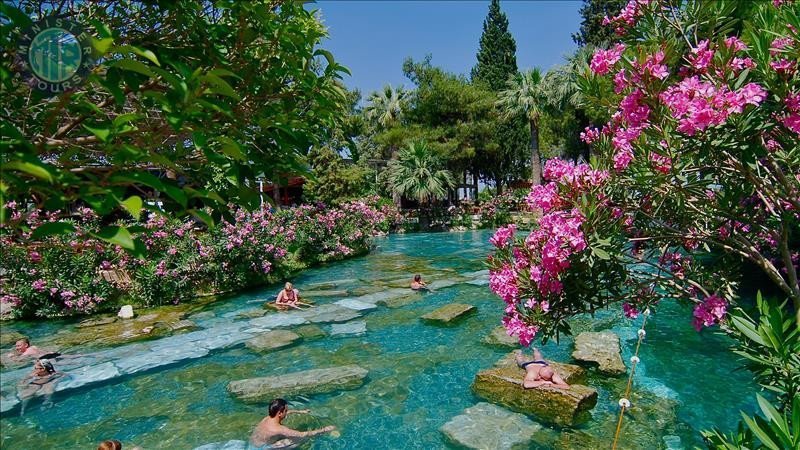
(515, 349), (570, 389)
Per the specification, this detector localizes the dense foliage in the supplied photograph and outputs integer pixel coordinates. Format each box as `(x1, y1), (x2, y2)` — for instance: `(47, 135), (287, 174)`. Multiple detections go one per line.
(1, 1), (348, 249)
(0, 197), (400, 319)
(488, 0), (799, 446)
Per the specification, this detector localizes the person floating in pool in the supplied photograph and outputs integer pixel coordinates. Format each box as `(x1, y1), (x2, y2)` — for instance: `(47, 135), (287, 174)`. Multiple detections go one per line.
(18, 359), (64, 415)
(515, 349), (570, 389)
(5, 338), (60, 363)
(250, 398), (336, 448)
(410, 274), (428, 291)
(275, 282), (312, 310)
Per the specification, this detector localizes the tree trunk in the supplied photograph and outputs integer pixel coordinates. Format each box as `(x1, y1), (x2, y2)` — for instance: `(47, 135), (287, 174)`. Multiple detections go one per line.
(272, 171), (281, 210)
(495, 174), (503, 195)
(530, 119), (542, 185)
(473, 171), (479, 202)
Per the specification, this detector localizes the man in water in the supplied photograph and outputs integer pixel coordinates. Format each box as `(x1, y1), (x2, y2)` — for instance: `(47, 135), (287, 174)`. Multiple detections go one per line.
(275, 282), (312, 310)
(250, 398), (335, 448)
(410, 274), (428, 291)
(6, 338), (56, 362)
(515, 349), (570, 389)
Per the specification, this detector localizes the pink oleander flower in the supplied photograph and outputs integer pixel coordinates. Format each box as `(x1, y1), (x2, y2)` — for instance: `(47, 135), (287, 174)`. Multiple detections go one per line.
(786, 92), (800, 111)
(613, 69), (629, 94)
(490, 224), (517, 248)
(692, 294), (728, 331)
(489, 264), (519, 304)
(688, 39), (714, 71)
(642, 50), (669, 80)
(622, 302), (639, 319)
(32, 279), (47, 292)
(724, 36), (748, 52)
(580, 126), (601, 144)
(783, 113), (800, 135)
(738, 83), (768, 106)
(502, 313), (539, 347)
(771, 58), (795, 73)
(770, 37), (794, 55)
(729, 57), (755, 72)
(526, 183), (560, 212)
(649, 152), (672, 174)
(100, 260), (113, 270)
(590, 43), (626, 75)
(29, 250), (42, 263)
(613, 148), (634, 171)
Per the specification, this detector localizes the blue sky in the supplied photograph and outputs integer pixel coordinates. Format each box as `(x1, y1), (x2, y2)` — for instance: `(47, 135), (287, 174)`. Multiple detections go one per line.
(314, 1), (583, 96)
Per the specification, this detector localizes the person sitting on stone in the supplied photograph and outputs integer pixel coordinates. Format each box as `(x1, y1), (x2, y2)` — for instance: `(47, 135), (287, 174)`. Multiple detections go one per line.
(250, 398), (335, 448)
(18, 359), (64, 414)
(274, 282), (312, 310)
(410, 274), (428, 291)
(6, 338), (58, 362)
(97, 440), (122, 450)
(515, 348), (570, 389)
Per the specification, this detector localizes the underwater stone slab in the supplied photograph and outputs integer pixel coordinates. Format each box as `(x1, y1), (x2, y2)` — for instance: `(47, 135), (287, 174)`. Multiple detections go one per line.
(245, 330), (301, 353)
(248, 313), (307, 330)
(330, 321), (367, 336)
(302, 289), (348, 298)
(297, 304), (361, 324)
(471, 364), (597, 427)
(193, 440), (247, 450)
(427, 279), (459, 290)
(572, 331), (626, 376)
(441, 402), (541, 450)
(227, 365), (368, 403)
(55, 361), (120, 391)
(295, 325), (326, 340)
(0, 393), (20, 414)
(334, 299), (378, 311)
(116, 345), (210, 375)
(355, 288), (409, 304)
(483, 327), (519, 348)
(76, 316), (118, 328)
(421, 303), (476, 324)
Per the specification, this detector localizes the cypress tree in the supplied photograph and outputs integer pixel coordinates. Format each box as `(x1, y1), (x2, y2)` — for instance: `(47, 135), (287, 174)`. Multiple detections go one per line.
(572, 0), (626, 47)
(472, 0), (527, 191)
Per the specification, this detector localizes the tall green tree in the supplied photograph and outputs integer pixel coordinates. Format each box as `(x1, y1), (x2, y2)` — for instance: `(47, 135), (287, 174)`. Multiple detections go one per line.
(0, 1), (347, 250)
(385, 141), (455, 205)
(571, 0), (627, 47)
(497, 69), (547, 185)
(471, 0), (527, 192)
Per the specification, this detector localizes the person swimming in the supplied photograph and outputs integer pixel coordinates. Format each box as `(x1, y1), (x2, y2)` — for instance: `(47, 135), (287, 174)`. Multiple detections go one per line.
(6, 338), (59, 362)
(410, 274), (428, 291)
(249, 398), (335, 448)
(18, 359), (64, 414)
(515, 349), (570, 389)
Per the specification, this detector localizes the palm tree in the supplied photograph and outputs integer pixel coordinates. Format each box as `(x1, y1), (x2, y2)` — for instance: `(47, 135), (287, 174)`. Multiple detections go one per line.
(386, 141), (456, 205)
(497, 68), (546, 185)
(363, 84), (410, 129)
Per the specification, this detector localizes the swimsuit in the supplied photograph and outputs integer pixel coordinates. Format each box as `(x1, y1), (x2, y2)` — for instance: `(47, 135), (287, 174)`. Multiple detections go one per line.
(519, 360), (549, 369)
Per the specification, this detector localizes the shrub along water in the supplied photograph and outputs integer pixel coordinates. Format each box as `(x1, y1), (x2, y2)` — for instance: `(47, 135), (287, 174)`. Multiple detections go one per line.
(0, 197), (401, 319)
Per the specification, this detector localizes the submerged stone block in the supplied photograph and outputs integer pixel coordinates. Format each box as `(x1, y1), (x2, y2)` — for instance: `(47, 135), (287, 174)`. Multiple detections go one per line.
(421, 303), (476, 324)
(483, 326), (519, 348)
(440, 402), (541, 450)
(572, 331), (626, 376)
(330, 321), (367, 336)
(472, 358), (597, 427)
(227, 365), (368, 403)
(245, 330), (301, 353)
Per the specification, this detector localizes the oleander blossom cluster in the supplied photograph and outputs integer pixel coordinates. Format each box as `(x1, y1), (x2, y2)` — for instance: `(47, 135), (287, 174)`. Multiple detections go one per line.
(692, 294), (729, 331)
(0, 198), (402, 318)
(488, 160), (609, 346)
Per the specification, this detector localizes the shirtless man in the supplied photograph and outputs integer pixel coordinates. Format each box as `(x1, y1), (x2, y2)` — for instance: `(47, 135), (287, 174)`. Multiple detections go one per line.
(275, 283), (312, 310)
(250, 398), (335, 448)
(515, 349), (570, 389)
(6, 338), (55, 362)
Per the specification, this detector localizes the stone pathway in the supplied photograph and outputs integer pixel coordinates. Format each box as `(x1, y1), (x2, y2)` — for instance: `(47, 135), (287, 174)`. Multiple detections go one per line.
(0, 270), (488, 415)
(441, 402), (541, 450)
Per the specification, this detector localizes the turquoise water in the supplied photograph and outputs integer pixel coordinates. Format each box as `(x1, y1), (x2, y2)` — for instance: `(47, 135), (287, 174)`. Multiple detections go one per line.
(0, 231), (757, 449)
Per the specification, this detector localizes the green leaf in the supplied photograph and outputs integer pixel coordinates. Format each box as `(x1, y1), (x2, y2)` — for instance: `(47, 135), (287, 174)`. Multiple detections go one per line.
(742, 412), (781, 450)
(83, 124), (112, 142)
(189, 209), (215, 227)
(208, 68), (242, 79)
(31, 222), (76, 240)
(92, 37), (115, 55)
(4, 160), (55, 182)
(592, 247), (610, 260)
(93, 225), (135, 250)
(201, 73), (240, 100)
(0, 4), (32, 28)
(110, 59), (155, 77)
(217, 137), (246, 161)
(120, 195), (143, 220)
